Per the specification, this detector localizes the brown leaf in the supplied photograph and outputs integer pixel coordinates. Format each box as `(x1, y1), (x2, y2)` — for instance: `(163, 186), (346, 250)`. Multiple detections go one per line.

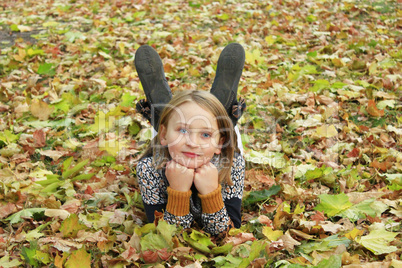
(311, 210), (326, 224)
(121, 246), (140, 262)
(278, 231), (301, 250)
(224, 232), (256, 246)
(39, 150), (69, 161)
(33, 129), (46, 147)
(0, 203), (17, 219)
(157, 248), (171, 261)
(258, 215), (273, 227)
(142, 250), (159, 263)
(347, 148), (360, 158)
(60, 199), (81, 214)
(29, 99), (54, 120)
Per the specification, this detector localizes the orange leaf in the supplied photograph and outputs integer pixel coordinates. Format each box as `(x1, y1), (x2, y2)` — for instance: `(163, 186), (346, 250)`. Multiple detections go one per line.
(371, 159), (393, 171)
(367, 99), (384, 117)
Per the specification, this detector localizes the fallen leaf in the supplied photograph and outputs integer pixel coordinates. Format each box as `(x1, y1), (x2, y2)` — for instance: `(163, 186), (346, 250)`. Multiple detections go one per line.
(29, 99), (54, 120)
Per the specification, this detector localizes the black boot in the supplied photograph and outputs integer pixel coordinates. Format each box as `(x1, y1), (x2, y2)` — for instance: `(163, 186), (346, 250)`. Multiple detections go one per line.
(210, 43), (245, 126)
(134, 45), (172, 131)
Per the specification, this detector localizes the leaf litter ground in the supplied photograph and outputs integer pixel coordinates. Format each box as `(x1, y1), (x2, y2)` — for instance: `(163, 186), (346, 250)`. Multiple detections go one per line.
(0, 0), (401, 267)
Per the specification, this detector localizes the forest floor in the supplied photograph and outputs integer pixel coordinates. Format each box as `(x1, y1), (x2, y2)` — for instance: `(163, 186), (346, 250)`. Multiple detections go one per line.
(0, 0), (401, 267)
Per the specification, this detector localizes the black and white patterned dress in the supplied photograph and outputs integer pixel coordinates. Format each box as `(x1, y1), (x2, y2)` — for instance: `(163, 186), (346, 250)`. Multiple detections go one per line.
(136, 153), (245, 235)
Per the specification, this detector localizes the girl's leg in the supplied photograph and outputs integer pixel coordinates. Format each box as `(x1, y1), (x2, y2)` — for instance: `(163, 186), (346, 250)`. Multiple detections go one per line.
(210, 43), (246, 153)
(134, 45), (172, 131)
(210, 43), (246, 126)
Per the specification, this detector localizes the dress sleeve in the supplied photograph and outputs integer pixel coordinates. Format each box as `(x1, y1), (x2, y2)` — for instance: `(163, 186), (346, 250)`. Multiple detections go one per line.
(200, 153), (245, 234)
(136, 157), (167, 222)
(136, 157), (193, 228)
(163, 187), (194, 229)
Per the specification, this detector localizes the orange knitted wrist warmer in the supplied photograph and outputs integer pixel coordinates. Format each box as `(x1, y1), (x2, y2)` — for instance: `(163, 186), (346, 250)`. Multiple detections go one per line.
(166, 187), (192, 216)
(198, 185), (224, 214)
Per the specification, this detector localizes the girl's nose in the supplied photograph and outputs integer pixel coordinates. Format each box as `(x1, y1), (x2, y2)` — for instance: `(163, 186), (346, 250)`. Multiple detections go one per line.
(186, 133), (200, 148)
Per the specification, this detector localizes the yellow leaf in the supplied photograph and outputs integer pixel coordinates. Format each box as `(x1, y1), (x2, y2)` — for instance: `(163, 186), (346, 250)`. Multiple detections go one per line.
(13, 48), (26, 61)
(65, 248), (91, 268)
(246, 49), (265, 66)
(30, 99), (54, 120)
(262, 226), (283, 241)
(118, 42), (125, 55)
(99, 138), (128, 156)
(265, 35), (276, 46)
(54, 253), (68, 268)
(314, 124), (338, 138)
(345, 227), (364, 240)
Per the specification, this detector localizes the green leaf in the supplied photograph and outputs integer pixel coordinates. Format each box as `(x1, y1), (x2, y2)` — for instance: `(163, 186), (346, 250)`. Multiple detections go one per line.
(296, 235), (351, 254)
(0, 256), (22, 267)
(182, 230), (214, 253)
(27, 48), (44, 57)
(156, 220), (177, 250)
(310, 79), (330, 92)
(315, 254), (342, 268)
(243, 185), (281, 207)
(10, 24), (20, 32)
(70, 173), (95, 182)
(120, 93), (137, 107)
(314, 193), (353, 217)
(37, 63), (56, 76)
(62, 157), (74, 171)
(211, 243), (233, 254)
(0, 130), (19, 145)
(338, 199), (388, 221)
(239, 240), (266, 268)
(6, 208), (46, 224)
(217, 13), (230, 20)
(62, 159), (89, 179)
(356, 228), (398, 255)
(140, 232), (170, 251)
(20, 242), (39, 266)
(212, 254), (242, 267)
(383, 173), (402, 186)
(65, 31), (86, 42)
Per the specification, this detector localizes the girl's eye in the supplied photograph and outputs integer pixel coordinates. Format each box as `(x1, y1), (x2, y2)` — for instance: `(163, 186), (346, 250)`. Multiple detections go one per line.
(202, 133), (211, 138)
(179, 128), (188, 134)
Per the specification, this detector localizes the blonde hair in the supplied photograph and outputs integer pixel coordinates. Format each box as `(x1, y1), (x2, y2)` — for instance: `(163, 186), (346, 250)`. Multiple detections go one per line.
(141, 90), (238, 185)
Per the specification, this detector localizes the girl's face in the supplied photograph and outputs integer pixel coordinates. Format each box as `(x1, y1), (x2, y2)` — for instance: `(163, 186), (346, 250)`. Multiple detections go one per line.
(160, 101), (223, 169)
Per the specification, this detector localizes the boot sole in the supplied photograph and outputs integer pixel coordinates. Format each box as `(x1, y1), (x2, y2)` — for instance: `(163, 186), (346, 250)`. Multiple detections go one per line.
(210, 43), (245, 111)
(134, 45), (172, 109)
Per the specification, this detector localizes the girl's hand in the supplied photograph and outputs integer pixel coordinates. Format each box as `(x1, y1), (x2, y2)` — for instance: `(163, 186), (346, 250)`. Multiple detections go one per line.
(165, 160), (194, 192)
(194, 162), (219, 195)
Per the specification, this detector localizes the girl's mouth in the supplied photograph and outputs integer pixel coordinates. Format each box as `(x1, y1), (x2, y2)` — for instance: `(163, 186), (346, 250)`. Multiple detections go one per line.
(182, 152), (199, 158)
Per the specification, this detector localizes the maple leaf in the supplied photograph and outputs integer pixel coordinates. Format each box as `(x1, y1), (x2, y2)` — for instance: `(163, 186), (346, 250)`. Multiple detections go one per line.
(367, 99), (385, 117)
(314, 193), (353, 217)
(356, 227), (398, 255)
(29, 99), (54, 120)
(64, 248), (91, 268)
(60, 214), (87, 238)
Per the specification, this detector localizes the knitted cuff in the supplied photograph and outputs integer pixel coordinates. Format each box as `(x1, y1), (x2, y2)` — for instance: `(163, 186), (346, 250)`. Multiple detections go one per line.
(166, 187), (192, 216)
(198, 185), (224, 214)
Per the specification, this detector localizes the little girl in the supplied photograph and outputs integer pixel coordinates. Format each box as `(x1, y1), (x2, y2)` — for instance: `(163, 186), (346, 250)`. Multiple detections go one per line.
(136, 90), (245, 235)
(135, 43), (246, 235)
